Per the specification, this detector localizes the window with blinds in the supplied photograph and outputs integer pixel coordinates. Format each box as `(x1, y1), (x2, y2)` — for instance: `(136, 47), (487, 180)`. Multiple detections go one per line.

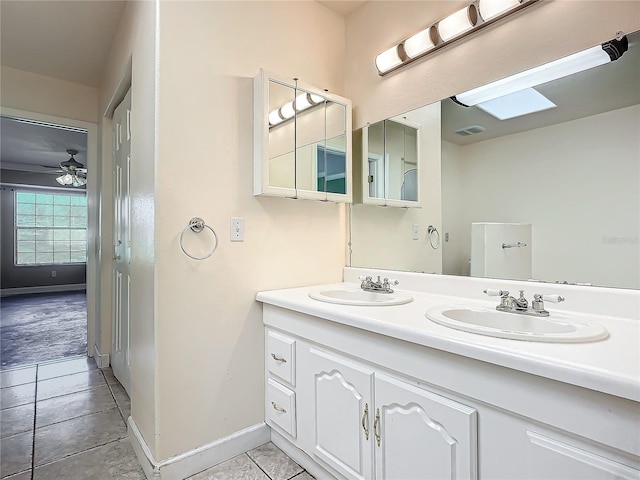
(14, 190), (88, 265)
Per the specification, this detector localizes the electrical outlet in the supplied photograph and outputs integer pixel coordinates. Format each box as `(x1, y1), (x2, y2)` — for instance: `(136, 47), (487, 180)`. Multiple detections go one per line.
(412, 224), (419, 240)
(445, 232), (450, 242)
(230, 217), (244, 242)
(51, 271), (57, 278)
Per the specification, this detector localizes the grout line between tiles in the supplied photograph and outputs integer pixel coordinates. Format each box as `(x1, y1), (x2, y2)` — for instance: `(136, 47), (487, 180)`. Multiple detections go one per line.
(102, 370), (128, 427)
(35, 405), (121, 431)
(246, 453), (275, 480)
(31, 436), (125, 471)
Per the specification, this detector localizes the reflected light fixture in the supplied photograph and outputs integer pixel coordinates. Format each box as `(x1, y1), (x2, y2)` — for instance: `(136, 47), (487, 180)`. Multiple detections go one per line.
(454, 35), (629, 106)
(375, 0), (539, 75)
(268, 92), (325, 128)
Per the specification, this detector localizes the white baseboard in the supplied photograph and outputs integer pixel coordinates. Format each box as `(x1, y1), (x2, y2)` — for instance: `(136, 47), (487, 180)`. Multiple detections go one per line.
(0, 283), (86, 297)
(93, 344), (110, 368)
(270, 429), (338, 480)
(128, 418), (270, 480)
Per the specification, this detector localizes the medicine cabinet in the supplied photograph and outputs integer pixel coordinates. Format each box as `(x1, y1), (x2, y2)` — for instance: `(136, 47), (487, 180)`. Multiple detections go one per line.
(254, 69), (352, 203)
(359, 118), (421, 207)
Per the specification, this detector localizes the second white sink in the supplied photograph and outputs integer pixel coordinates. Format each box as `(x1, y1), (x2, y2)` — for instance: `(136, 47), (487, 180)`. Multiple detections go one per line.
(309, 289), (413, 306)
(426, 305), (608, 342)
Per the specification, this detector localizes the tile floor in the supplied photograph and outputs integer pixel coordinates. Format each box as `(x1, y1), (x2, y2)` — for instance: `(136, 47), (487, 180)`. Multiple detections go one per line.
(1, 356), (314, 480)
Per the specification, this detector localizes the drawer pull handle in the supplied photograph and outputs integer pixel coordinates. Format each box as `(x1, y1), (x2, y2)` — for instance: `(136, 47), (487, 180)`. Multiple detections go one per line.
(362, 403), (369, 440)
(271, 401), (286, 413)
(271, 353), (287, 363)
(374, 408), (381, 447)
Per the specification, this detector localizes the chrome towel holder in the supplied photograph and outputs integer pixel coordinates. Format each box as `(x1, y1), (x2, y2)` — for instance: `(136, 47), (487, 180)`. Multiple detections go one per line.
(180, 217), (218, 260)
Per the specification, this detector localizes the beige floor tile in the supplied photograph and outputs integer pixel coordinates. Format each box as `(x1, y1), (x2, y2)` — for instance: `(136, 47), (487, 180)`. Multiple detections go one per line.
(37, 369), (106, 401)
(36, 385), (116, 428)
(37, 357), (96, 381)
(1, 383), (35, 410)
(1, 470), (32, 480)
(1, 366), (36, 389)
(108, 381), (130, 405)
(291, 473), (315, 480)
(34, 407), (126, 466)
(247, 443), (304, 480)
(1, 403), (34, 439)
(100, 368), (119, 386)
(118, 402), (131, 424)
(188, 454), (269, 480)
(0, 431), (32, 478)
(33, 438), (145, 480)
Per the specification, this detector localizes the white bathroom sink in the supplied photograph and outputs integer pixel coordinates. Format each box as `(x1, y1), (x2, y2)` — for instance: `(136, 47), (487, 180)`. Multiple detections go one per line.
(425, 305), (608, 343)
(309, 289), (413, 306)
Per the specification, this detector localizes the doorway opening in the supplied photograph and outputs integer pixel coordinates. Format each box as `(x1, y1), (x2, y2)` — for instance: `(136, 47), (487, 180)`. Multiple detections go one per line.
(0, 115), (91, 369)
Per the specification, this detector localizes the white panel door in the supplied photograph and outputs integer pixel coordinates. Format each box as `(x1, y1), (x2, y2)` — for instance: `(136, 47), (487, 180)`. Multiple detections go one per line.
(309, 347), (375, 480)
(374, 373), (478, 480)
(111, 88), (132, 394)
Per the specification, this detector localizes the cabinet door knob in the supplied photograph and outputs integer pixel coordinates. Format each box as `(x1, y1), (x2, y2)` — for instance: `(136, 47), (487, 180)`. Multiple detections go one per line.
(271, 353), (287, 363)
(374, 408), (381, 447)
(271, 401), (286, 413)
(361, 403), (370, 440)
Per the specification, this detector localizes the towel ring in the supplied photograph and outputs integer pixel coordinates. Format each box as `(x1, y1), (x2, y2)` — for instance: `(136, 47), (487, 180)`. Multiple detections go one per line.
(427, 225), (440, 249)
(180, 217), (218, 260)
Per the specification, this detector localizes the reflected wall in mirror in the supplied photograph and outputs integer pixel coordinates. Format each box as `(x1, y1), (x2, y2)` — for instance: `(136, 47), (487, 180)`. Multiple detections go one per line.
(350, 31), (640, 289)
(254, 69), (352, 202)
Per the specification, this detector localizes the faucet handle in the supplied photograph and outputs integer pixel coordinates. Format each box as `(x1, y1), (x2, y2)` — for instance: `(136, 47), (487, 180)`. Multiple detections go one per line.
(385, 278), (399, 286)
(359, 275), (367, 281)
(541, 294), (565, 303)
(484, 289), (508, 297)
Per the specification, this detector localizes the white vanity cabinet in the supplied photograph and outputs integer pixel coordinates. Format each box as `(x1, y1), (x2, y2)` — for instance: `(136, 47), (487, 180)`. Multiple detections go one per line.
(261, 303), (640, 480)
(306, 345), (478, 480)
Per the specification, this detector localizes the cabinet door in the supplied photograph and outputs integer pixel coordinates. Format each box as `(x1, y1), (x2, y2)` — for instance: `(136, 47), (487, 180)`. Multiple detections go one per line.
(309, 347), (375, 480)
(374, 373), (478, 480)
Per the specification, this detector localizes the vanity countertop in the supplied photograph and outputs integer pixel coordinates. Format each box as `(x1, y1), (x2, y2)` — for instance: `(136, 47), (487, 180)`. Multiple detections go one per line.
(257, 282), (640, 402)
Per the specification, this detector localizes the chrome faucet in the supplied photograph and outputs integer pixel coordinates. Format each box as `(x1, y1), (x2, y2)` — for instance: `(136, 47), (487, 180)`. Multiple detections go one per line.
(484, 289), (565, 317)
(359, 275), (399, 294)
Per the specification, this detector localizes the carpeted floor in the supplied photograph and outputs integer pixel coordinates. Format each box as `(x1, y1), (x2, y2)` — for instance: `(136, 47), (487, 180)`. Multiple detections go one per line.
(0, 291), (87, 369)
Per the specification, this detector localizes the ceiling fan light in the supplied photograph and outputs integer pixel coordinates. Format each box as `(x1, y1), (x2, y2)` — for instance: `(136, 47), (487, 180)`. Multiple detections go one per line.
(56, 175), (66, 185)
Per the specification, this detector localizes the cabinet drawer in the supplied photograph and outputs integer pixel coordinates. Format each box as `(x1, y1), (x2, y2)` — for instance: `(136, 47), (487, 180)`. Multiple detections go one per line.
(267, 330), (295, 386)
(267, 378), (296, 438)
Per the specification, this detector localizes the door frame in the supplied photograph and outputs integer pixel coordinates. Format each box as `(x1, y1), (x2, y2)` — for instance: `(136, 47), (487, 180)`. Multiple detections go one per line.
(0, 106), (99, 362)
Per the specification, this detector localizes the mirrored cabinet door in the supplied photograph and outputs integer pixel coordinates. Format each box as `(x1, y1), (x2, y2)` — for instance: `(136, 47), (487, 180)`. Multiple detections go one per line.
(254, 69), (352, 203)
(360, 119), (421, 207)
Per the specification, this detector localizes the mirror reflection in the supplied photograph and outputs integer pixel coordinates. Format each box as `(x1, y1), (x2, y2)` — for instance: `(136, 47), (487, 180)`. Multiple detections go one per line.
(268, 82), (347, 196)
(350, 31), (640, 289)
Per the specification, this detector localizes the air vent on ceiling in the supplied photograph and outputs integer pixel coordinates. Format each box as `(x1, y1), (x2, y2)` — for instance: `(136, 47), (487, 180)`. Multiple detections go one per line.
(455, 125), (485, 136)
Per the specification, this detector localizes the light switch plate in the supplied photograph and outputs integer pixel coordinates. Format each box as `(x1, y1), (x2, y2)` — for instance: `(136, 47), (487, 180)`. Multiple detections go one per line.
(412, 224), (419, 240)
(231, 217), (244, 242)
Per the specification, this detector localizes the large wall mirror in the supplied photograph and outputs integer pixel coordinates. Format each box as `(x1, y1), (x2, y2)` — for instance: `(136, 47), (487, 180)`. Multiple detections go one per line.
(350, 30), (639, 290)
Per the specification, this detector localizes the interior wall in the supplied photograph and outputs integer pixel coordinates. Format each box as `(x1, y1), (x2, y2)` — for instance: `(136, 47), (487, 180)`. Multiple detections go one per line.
(0, 171), (87, 290)
(100, 0), (159, 457)
(350, 102), (442, 273)
(0, 66), (98, 123)
(345, 1), (640, 129)
(441, 140), (467, 276)
(441, 105), (640, 289)
(154, 0), (346, 460)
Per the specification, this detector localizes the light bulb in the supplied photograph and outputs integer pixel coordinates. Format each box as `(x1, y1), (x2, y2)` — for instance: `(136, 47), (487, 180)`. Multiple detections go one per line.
(268, 109), (283, 126)
(56, 176), (66, 185)
(438, 6), (476, 42)
(308, 93), (325, 105)
(478, 0), (520, 21)
(403, 28), (435, 58)
(279, 101), (295, 120)
(375, 45), (403, 74)
(294, 93), (313, 112)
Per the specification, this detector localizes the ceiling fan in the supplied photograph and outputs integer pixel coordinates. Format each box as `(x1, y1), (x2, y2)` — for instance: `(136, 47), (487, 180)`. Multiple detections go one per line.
(55, 149), (87, 187)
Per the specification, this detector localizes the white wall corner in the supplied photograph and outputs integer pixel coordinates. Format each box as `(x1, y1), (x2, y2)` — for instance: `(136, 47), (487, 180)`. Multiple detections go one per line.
(93, 343), (110, 369)
(128, 418), (270, 480)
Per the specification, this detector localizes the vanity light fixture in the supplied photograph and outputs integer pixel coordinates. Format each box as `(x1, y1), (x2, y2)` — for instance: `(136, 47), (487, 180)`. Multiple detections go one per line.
(268, 92), (325, 127)
(454, 35), (629, 106)
(375, 0), (539, 75)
